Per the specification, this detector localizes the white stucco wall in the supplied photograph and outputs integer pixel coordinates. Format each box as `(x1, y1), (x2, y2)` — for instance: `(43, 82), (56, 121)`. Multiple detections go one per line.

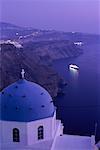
(0, 121), (27, 147)
(51, 111), (57, 138)
(27, 112), (57, 145)
(51, 120), (64, 150)
(0, 112), (57, 148)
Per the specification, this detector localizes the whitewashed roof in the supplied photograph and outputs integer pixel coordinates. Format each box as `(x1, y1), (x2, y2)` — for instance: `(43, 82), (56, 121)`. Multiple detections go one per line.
(53, 135), (95, 150)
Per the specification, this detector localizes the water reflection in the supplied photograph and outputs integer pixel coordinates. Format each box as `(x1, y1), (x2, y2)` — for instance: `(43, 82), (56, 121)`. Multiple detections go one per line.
(68, 67), (79, 91)
(69, 67), (79, 79)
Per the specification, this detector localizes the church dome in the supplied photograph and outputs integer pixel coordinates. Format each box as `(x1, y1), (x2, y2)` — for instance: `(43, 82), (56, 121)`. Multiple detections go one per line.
(0, 79), (55, 122)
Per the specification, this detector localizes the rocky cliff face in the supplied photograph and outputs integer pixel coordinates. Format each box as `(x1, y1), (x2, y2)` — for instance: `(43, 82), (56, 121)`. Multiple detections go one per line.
(23, 40), (82, 60)
(0, 22), (84, 97)
(0, 43), (63, 97)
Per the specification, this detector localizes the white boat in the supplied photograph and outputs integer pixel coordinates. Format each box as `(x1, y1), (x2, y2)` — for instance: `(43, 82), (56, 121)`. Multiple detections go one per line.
(69, 64), (79, 70)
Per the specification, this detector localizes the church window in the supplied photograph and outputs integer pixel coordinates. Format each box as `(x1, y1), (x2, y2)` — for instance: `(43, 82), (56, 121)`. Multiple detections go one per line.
(13, 128), (20, 142)
(38, 126), (44, 140)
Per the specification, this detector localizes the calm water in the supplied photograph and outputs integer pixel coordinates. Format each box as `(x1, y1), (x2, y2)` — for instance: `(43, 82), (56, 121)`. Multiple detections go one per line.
(53, 44), (100, 141)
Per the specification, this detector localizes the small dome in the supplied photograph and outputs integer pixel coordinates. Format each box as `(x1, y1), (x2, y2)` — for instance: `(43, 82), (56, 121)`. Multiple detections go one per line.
(0, 79), (55, 122)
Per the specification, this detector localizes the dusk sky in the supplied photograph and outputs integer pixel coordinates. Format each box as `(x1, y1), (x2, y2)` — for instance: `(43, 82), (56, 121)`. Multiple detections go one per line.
(0, 0), (100, 34)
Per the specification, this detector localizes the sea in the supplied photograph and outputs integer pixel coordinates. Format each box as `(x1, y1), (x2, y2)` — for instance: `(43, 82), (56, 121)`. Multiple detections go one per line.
(52, 43), (100, 142)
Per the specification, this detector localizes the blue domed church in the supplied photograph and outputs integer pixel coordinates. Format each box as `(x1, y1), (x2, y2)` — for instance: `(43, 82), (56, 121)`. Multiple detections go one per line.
(0, 70), (96, 150)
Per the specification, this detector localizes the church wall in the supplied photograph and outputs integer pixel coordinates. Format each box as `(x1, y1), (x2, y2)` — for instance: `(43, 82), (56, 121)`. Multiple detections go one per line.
(51, 120), (64, 150)
(51, 111), (57, 138)
(27, 117), (53, 145)
(0, 113), (57, 147)
(0, 121), (28, 146)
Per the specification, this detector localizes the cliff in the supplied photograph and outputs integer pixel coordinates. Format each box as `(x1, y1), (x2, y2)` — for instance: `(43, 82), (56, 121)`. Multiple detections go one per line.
(0, 43), (63, 97)
(23, 40), (82, 61)
(0, 22), (85, 97)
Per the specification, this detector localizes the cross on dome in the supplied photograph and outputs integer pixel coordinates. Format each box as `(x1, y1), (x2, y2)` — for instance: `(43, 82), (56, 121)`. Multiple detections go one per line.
(21, 69), (25, 79)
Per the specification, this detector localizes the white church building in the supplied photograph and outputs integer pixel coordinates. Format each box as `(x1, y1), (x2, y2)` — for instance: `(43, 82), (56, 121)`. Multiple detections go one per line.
(0, 70), (97, 150)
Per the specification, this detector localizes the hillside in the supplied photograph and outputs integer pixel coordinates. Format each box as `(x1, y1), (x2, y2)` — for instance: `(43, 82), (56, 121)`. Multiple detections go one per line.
(0, 22), (84, 63)
(0, 43), (65, 97)
(23, 40), (82, 60)
(0, 22), (100, 44)
(0, 22), (88, 98)
(1, 22), (96, 98)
